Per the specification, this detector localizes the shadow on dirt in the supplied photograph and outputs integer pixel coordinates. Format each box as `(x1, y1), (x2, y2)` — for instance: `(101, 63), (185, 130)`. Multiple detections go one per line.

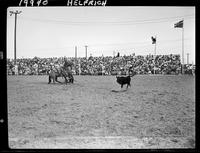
(31, 81), (65, 85)
(111, 89), (128, 93)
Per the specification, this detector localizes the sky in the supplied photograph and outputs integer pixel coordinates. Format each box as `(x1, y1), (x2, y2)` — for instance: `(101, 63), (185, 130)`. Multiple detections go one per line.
(7, 6), (195, 64)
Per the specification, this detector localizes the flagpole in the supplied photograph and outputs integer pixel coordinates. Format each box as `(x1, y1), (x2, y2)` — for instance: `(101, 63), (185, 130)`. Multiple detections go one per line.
(174, 19), (184, 74)
(154, 35), (157, 75)
(182, 20), (184, 74)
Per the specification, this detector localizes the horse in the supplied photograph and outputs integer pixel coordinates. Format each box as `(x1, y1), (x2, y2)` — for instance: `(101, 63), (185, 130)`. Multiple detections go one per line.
(60, 67), (74, 83)
(48, 66), (74, 84)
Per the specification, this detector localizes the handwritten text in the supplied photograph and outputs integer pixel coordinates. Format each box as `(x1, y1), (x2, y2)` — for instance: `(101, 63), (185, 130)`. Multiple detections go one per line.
(67, 0), (107, 6)
(19, 0), (48, 6)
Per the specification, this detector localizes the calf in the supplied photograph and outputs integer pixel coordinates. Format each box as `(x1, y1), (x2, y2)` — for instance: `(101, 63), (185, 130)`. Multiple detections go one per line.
(116, 75), (131, 89)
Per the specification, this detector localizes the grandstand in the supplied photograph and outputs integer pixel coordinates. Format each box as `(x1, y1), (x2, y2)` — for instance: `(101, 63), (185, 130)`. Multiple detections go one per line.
(6, 53), (195, 76)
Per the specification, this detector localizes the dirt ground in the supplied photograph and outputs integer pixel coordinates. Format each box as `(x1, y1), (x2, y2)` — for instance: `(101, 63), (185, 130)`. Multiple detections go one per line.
(7, 75), (195, 149)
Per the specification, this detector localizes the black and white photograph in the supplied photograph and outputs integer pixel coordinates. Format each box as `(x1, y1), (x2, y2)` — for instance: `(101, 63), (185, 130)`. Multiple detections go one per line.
(6, 6), (195, 149)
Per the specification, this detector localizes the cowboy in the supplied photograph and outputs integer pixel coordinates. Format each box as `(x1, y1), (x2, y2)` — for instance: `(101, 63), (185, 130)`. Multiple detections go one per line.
(63, 59), (72, 72)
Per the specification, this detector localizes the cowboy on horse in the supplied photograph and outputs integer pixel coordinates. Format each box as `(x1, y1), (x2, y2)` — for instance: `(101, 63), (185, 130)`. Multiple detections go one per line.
(48, 59), (74, 84)
(62, 59), (74, 83)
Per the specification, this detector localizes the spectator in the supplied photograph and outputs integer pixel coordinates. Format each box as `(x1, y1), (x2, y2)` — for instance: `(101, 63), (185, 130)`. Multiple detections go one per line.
(7, 53), (192, 76)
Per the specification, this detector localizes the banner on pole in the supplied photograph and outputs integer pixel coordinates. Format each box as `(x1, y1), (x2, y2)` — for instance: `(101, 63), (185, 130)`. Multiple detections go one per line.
(174, 20), (183, 28)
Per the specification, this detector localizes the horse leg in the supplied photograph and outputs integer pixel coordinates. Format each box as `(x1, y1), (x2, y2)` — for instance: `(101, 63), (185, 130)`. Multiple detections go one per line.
(71, 77), (74, 83)
(70, 74), (74, 83)
(68, 76), (71, 83)
(63, 76), (68, 84)
(48, 76), (51, 84)
(68, 74), (74, 83)
(69, 78), (72, 83)
(55, 76), (62, 84)
(68, 75), (73, 83)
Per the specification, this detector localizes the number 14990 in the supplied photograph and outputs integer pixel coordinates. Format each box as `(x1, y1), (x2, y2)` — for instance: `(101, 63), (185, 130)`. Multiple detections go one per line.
(19, 0), (48, 6)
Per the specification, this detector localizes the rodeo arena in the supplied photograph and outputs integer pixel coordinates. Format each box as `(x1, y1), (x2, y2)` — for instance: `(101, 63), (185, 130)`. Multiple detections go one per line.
(7, 9), (195, 149)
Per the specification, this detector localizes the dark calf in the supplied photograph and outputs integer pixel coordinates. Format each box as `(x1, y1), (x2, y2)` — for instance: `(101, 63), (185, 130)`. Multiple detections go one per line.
(116, 75), (131, 89)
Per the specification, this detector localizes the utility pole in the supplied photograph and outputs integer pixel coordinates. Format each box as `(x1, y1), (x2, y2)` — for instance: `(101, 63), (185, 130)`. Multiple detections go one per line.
(85, 45), (88, 60)
(75, 46), (77, 62)
(187, 53), (189, 65)
(10, 10), (22, 65)
(75, 46), (77, 74)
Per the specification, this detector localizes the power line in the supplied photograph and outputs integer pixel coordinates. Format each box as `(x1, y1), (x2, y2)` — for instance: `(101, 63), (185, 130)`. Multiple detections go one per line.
(16, 14), (195, 26)
(86, 37), (193, 47)
(15, 37), (193, 52)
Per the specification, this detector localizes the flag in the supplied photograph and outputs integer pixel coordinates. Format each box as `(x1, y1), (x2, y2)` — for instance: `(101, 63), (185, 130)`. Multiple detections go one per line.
(174, 20), (183, 28)
(151, 36), (156, 44)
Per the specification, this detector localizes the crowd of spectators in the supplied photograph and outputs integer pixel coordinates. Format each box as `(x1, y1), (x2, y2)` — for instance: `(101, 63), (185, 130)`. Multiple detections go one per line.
(7, 53), (195, 76)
